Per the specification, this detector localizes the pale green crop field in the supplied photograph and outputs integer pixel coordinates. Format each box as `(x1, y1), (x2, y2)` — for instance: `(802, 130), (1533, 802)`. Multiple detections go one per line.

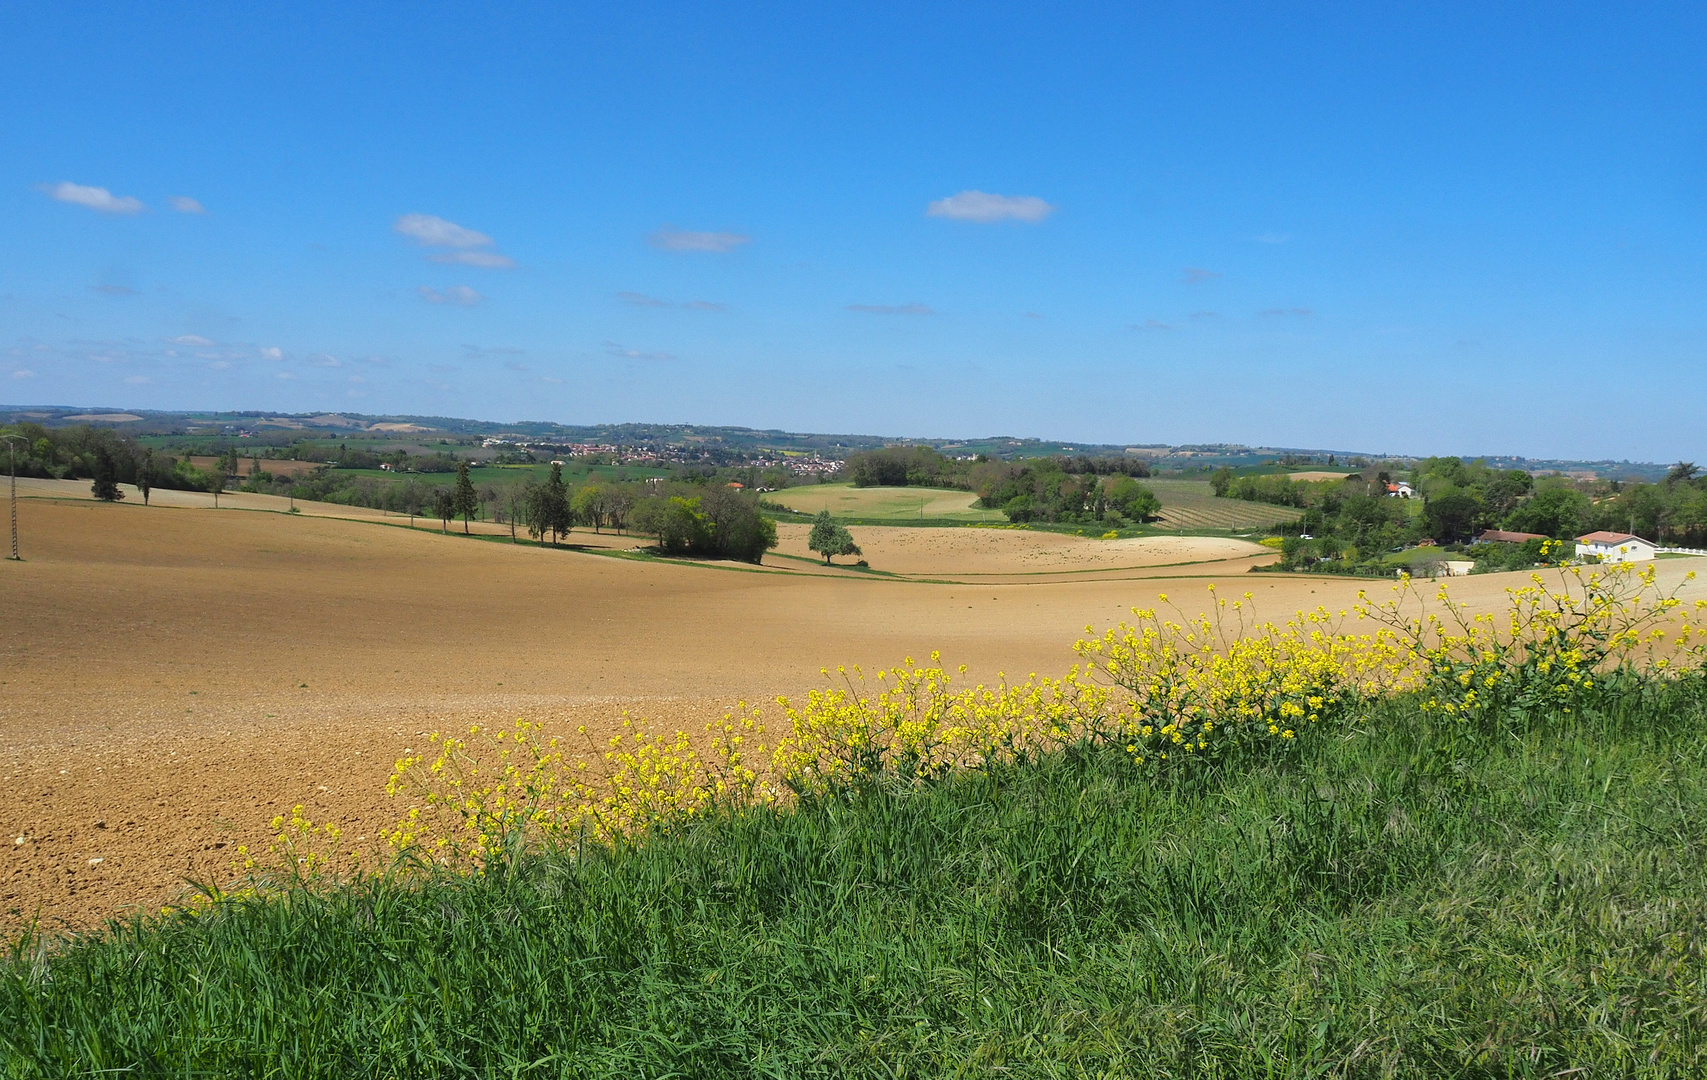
(1143, 479), (1305, 531)
(771, 480), (1301, 531)
(766, 483), (1007, 522)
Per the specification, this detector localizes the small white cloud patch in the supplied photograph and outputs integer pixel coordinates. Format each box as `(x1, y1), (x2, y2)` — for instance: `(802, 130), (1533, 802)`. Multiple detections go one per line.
(46, 182), (145, 214)
(168, 196), (206, 214)
(926, 190), (1053, 223)
(170, 335), (215, 346)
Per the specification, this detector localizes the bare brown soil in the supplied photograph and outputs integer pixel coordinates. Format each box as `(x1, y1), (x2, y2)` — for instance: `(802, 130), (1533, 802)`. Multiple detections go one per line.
(4, 487), (1704, 931)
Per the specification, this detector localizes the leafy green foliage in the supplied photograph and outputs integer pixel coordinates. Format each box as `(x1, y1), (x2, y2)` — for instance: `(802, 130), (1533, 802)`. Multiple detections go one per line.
(807, 511), (861, 563)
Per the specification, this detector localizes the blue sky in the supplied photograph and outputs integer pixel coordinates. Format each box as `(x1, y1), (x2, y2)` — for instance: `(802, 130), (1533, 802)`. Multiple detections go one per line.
(3, 3), (1703, 461)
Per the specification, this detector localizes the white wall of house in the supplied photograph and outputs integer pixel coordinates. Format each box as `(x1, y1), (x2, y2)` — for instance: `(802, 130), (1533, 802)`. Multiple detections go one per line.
(1576, 538), (1656, 563)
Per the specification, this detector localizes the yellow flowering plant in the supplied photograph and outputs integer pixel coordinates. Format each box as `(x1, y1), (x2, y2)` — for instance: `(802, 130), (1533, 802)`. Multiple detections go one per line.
(1074, 586), (1408, 767)
(382, 708), (772, 868)
(1357, 562), (1705, 726)
(769, 655), (1109, 797)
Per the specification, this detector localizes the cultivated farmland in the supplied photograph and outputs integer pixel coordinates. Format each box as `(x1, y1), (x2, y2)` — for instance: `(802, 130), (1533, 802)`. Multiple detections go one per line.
(1144, 478), (1307, 530)
(764, 482), (1007, 522)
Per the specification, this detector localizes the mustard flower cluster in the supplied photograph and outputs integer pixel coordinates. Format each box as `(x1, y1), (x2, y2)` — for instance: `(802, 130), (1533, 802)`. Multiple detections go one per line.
(1074, 586), (1409, 765)
(769, 655), (1110, 796)
(361, 568), (1703, 874)
(1358, 563), (1705, 724)
(383, 709), (771, 867)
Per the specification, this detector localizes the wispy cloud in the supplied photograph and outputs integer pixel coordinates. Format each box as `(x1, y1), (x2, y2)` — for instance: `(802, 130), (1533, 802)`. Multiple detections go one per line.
(10, 369), (36, 379)
(428, 251), (516, 269)
(1182, 267), (1222, 283)
(90, 284), (136, 296)
(847, 303), (934, 315)
(1129, 320), (1173, 331)
(462, 343), (524, 357)
(603, 340), (675, 361)
(168, 196), (206, 214)
(926, 190), (1053, 223)
(394, 214), (492, 248)
(648, 226), (749, 253)
(1190, 310), (1219, 319)
(46, 182), (145, 214)
(394, 214), (515, 269)
(207, 360), (233, 370)
(1254, 232), (1290, 244)
(260, 346), (284, 360)
(308, 353), (342, 367)
(1258, 307), (1313, 317)
(170, 334), (215, 346)
(123, 374), (151, 385)
(418, 285), (483, 306)
(619, 291), (728, 312)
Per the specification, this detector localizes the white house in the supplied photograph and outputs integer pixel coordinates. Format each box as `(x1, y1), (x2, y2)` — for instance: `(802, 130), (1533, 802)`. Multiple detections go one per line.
(1575, 531), (1657, 563)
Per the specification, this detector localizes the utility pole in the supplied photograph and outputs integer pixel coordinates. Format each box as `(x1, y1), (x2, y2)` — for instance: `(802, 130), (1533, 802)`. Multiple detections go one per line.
(1, 434), (23, 560)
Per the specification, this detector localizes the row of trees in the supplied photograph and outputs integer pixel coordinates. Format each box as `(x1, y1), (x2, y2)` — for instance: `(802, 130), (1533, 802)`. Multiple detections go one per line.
(845, 446), (1152, 492)
(971, 458), (1161, 526)
(391, 466), (777, 563)
(1227, 458), (1707, 574)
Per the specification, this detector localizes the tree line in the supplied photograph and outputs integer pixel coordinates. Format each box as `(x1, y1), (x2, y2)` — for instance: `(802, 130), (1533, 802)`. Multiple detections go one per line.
(1217, 457), (1707, 573)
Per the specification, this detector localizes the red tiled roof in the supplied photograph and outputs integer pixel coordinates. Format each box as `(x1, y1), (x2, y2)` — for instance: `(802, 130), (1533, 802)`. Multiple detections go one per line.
(1576, 531), (1651, 545)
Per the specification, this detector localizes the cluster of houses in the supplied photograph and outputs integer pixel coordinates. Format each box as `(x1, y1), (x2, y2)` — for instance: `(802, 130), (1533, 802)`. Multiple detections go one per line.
(1475, 529), (1659, 564)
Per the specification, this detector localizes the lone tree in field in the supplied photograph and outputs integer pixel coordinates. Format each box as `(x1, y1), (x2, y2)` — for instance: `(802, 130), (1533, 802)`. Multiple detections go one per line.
(91, 447), (123, 502)
(808, 510), (861, 564)
(528, 463), (572, 544)
(433, 488), (456, 533)
(452, 460), (479, 534)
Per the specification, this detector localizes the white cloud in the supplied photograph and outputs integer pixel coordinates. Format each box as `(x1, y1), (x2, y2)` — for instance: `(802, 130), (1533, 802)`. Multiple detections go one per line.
(10, 369), (36, 379)
(926, 190), (1053, 223)
(428, 251), (516, 269)
(1182, 267), (1222, 283)
(1254, 232), (1290, 244)
(260, 346), (283, 360)
(683, 299), (728, 312)
(847, 303), (934, 315)
(418, 285), (483, 306)
(46, 182), (145, 214)
(207, 360), (233, 370)
(648, 226), (750, 253)
(170, 334), (215, 346)
(603, 340), (675, 361)
(124, 374), (151, 385)
(276, 371), (295, 379)
(393, 213), (493, 248)
(168, 196), (206, 214)
(308, 353), (342, 367)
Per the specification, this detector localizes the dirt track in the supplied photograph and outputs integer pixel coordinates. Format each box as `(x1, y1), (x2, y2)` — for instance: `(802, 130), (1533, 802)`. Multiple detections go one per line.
(4, 488), (1703, 930)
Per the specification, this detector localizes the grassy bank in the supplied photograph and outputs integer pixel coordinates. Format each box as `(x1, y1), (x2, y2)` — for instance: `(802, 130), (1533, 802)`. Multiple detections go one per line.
(6, 678), (1707, 1077)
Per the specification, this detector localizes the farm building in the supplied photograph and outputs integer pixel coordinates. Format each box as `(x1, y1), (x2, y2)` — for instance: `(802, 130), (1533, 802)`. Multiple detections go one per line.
(1575, 531), (1656, 563)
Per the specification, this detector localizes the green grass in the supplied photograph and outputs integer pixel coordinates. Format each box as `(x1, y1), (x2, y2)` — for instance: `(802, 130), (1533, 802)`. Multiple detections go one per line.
(6, 680), (1707, 1077)
(765, 482), (1008, 522)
